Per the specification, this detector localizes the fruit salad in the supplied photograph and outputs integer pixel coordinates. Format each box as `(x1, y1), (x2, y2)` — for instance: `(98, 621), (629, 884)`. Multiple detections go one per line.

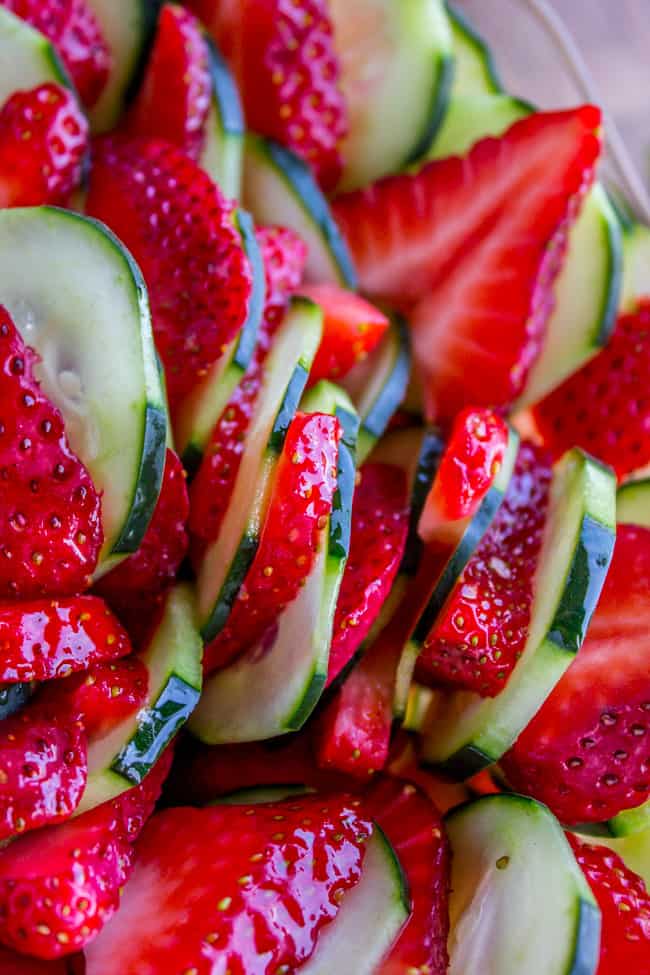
(0, 0), (647, 972)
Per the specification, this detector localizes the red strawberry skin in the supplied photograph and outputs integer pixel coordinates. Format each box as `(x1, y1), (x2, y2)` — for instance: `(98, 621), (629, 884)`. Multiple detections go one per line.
(58, 656), (149, 739)
(86, 137), (253, 414)
(0, 83), (88, 208)
(502, 524), (650, 824)
(256, 225), (307, 339)
(84, 796), (372, 974)
(534, 300), (650, 482)
(333, 108), (602, 425)
(569, 836), (650, 975)
(0, 306), (103, 598)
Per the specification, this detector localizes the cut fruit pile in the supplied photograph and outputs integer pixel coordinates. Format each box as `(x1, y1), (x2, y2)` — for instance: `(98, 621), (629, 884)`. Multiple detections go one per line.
(0, 0), (648, 972)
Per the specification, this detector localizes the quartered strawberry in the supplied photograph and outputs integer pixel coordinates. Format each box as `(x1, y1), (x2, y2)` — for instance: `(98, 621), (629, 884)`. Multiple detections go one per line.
(1, 0), (111, 108)
(333, 107), (602, 425)
(57, 656), (149, 739)
(0, 306), (103, 599)
(0, 82), (88, 208)
(534, 300), (650, 482)
(302, 284), (389, 387)
(417, 442), (552, 697)
(86, 137), (253, 415)
(196, 0), (348, 189)
(327, 461), (410, 688)
(366, 777), (450, 975)
(202, 411), (340, 675)
(84, 796), (373, 975)
(502, 524), (650, 824)
(125, 4), (211, 159)
(568, 836), (650, 975)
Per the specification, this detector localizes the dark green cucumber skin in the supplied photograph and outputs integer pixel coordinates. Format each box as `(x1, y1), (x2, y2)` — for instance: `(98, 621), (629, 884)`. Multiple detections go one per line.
(401, 428), (445, 576)
(112, 402), (167, 553)
(595, 199), (623, 349)
(407, 52), (456, 165)
(234, 209), (265, 371)
(268, 364), (308, 453)
(206, 36), (245, 136)
(330, 407), (360, 562)
(123, 0), (164, 105)
(437, 743), (495, 781)
(445, 2), (504, 92)
(570, 900), (602, 975)
(0, 683), (32, 721)
(362, 315), (411, 444)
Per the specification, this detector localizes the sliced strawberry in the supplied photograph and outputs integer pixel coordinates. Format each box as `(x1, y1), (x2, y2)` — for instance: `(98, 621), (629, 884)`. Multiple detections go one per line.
(198, 0), (348, 189)
(84, 796), (372, 974)
(333, 108), (602, 425)
(502, 524), (650, 824)
(534, 300), (650, 482)
(301, 284), (389, 387)
(568, 836), (650, 975)
(417, 442), (552, 696)
(1, 0), (111, 108)
(86, 137), (253, 415)
(366, 777), (450, 975)
(327, 461), (410, 688)
(0, 306), (102, 599)
(0, 82), (88, 208)
(58, 656), (149, 739)
(256, 224), (307, 341)
(202, 410), (340, 674)
(125, 4), (211, 159)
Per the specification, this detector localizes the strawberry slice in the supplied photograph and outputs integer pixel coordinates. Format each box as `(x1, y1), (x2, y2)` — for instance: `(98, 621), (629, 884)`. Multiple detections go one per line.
(534, 300), (650, 482)
(195, 0), (348, 189)
(125, 4), (211, 159)
(86, 137), (254, 415)
(0, 82), (88, 208)
(0, 306), (102, 599)
(84, 796), (372, 974)
(301, 284), (389, 387)
(202, 411), (340, 674)
(57, 656), (149, 738)
(416, 442), (552, 696)
(332, 108), (602, 425)
(1, 0), (111, 108)
(502, 524), (650, 824)
(568, 836), (650, 975)
(327, 461), (410, 688)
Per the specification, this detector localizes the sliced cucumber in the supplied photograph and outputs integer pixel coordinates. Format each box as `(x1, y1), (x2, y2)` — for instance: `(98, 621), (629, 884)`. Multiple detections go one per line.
(173, 209), (265, 474)
(446, 3), (503, 95)
(446, 794), (600, 975)
(200, 37), (245, 199)
(573, 827), (650, 889)
(330, 0), (453, 191)
(428, 93), (529, 161)
(618, 477), (650, 524)
(0, 207), (166, 569)
(0, 683), (32, 721)
(0, 7), (72, 98)
(403, 682), (436, 733)
(421, 449), (616, 778)
(77, 584), (202, 814)
(300, 826), (409, 975)
(621, 221), (650, 311)
(243, 134), (357, 288)
(197, 297), (322, 642)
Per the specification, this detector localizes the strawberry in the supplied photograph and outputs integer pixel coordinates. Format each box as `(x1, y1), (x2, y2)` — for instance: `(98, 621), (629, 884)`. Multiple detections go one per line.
(332, 108), (602, 425)
(0, 83), (88, 208)
(568, 836), (650, 975)
(85, 137), (254, 415)
(387, 732), (471, 815)
(533, 300), (650, 482)
(416, 442), (552, 697)
(301, 284), (389, 387)
(1, 0), (111, 108)
(256, 224), (307, 340)
(84, 796), (373, 974)
(125, 4), (211, 160)
(502, 524), (650, 824)
(202, 411), (340, 674)
(0, 306), (102, 599)
(0, 946), (70, 973)
(366, 777), (450, 975)
(327, 461), (410, 688)
(0, 596), (131, 684)
(195, 0), (348, 189)
(57, 656), (149, 738)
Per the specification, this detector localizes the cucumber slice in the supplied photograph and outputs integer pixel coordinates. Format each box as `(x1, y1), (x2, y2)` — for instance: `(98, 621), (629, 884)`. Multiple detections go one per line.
(421, 449), (616, 778)
(403, 682), (436, 733)
(331, 0), (453, 191)
(428, 93), (529, 161)
(618, 477), (650, 524)
(0, 7), (71, 98)
(0, 683), (32, 721)
(300, 826), (409, 975)
(446, 3), (503, 95)
(173, 209), (265, 474)
(200, 38), (245, 199)
(243, 134), (357, 288)
(0, 207), (166, 568)
(621, 221), (650, 311)
(573, 827), (650, 889)
(446, 794), (600, 975)
(77, 584), (202, 814)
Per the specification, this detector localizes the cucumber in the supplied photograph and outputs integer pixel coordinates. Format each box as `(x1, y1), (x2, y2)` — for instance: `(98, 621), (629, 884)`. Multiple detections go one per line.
(0, 683), (32, 721)
(403, 682), (435, 733)
(618, 477), (650, 524)
(214, 785), (313, 805)
(200, 37), (245, 199)
(197, 297), (322, 642)
(446, 794), (601, 975)
(77, 584), (202, 814)
(173, 209), (265, 474)
(300, 826), (409, 975)
(0, 207), (166, 569)
(421, 449), (616, 778)
(573, 827), (650, 889)
(243, 134), (357, 288)
(428, 93), (530, 161)
(446, 3), (503, 95)
(330, 0), (454, 191)
(0, 7), (72, 98)
(620, 221), (650, 311)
